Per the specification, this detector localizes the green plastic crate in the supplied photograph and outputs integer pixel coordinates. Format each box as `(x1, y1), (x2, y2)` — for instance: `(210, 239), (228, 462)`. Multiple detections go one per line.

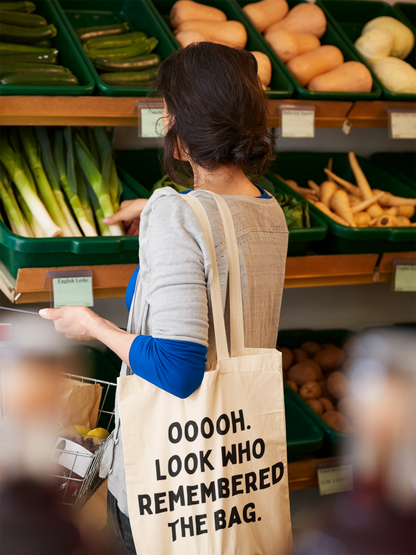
(394, 3), (416, 32)
(146, 0), (294, 99)
(54, 0), (177, 96)
(236, 0), (381, 100)
(115, 149), (328, 256)
(370, 152), (416, 190)
(266, 152), (416, 254)
(279, 328), (354, 455)
(0, 165), (150, 279)
(0, 0), (94, 96)
(318, 0), (416, 101)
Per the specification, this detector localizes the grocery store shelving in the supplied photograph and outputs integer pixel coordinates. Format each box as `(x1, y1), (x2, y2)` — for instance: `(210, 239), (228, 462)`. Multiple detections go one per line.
(1, 96), (415, 128)
(288, 456), (348, 491)
(2, 253), (414, 305)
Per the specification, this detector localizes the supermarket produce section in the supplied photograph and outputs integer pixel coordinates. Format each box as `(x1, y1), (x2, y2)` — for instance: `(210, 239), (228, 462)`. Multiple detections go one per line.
(0, 0), (415, 513)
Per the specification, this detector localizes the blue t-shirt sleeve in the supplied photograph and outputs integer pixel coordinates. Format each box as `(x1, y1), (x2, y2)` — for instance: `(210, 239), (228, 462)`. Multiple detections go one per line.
(126, 265), (140, 311)
(129, 336), (207, 398)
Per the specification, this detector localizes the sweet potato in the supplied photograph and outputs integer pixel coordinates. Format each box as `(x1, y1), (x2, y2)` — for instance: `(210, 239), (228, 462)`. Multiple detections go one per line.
(299, 380), (322, 401)
(327, 371), (349, 400)
(287, 361), (322, 385)
(314, 346), (345, 372)
(321, 410), (349, 431)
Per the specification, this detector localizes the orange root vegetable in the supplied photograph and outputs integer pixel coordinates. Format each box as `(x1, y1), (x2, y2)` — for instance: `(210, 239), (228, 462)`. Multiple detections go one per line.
(394, 215), (411, 226)
(398, 205), (415, 218)
(251, 51), (272, 86)
(314, 201), (350, 226)
(243, 0), (289, 33)
(175, 29), (209, 47)
(385, 206), (398, 216)
(327, 157), (333, 172)
(330, 189), (357, 226)
(175, 20), (247, 48)
(324, 169), (361, 195)
(376, 214), (395, 227)
(372, 189), (416, 207)
(368, 216), (379, 226)
(320, 180), (338, 207)
(307, 179), (320, 195)
(351, 191), (384, 214)
(349, 195), (362, 207)
(348, 152), (373, 199)
(354, 212), (372, 227)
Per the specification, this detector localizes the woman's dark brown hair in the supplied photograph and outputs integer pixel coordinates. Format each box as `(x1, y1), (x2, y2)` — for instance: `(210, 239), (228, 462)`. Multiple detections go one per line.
(156, 42), (274, 185)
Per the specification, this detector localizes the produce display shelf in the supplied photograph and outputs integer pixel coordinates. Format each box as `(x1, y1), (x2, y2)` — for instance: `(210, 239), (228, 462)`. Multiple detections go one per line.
(0, 253), (388, 304)
(0, 97), (354, 128)
(348, 100), (416, 127)
(376, 251), (416, 283)
(287, 455), (350, 491)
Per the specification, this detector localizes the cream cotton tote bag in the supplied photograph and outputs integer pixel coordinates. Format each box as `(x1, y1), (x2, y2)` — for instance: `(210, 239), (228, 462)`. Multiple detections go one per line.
(117, 191), (293, 555)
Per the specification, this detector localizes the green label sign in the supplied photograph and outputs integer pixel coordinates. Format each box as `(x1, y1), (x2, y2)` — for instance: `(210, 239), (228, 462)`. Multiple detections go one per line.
(395, 264), (416, 292)
(141, 108), (165, 138)
(52, 276), (94, 309)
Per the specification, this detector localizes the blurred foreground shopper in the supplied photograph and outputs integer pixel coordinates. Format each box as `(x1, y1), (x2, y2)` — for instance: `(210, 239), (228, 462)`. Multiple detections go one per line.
(294, 328), (416, 555)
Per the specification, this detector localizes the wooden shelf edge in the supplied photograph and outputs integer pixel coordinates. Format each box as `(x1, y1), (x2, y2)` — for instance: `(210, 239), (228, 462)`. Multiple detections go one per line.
(348, 101), (416, 128)
(288, 456), (345, 491)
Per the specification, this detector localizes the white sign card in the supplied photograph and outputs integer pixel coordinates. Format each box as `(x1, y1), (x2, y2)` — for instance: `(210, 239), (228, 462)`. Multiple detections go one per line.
(46, 270), (94, 309)
(317, 464), (353, 495)
(140, 108), (165, 138)
(394, 263), (416, 292)
(389, 110), (416, 139)
(280, 105), (315, 138)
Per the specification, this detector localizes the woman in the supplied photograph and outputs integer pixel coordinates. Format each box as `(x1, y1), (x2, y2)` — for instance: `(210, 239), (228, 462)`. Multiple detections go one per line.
(40, 42), (288, 554)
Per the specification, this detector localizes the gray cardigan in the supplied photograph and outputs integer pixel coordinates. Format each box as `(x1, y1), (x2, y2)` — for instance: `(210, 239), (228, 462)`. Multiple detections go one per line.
(100, 187), (288, 516)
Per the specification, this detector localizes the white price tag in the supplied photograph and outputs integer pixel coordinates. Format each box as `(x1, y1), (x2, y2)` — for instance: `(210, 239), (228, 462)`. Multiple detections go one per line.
(389, 111), (416, 139)
(140, 108), (165, 138)
(280, 107), (315, 138)
(394, 264), (416, 292)
(317, 465), (353, 495)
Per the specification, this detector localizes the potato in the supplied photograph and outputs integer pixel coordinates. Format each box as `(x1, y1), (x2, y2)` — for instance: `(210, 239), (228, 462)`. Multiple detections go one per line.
(279, 347), (294, 373)
(286, 380), (298, 393)
(327, 371), (349, 400)
(299, 380), (322, 401)
(318, 379), (336, 403)
(337, 395), (359, 420)
(293, 347), (309, 363)
(287, 361), (322, 386)
(301, 341), (321, 356)
(319, 397), (335, 412)
(306, 399), (324, 416)
(321, 410), (349, 431)
(314, 346), (345, 372)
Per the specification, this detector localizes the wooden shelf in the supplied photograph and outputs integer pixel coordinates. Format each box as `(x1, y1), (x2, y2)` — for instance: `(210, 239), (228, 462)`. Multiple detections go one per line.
(268, 99), (352, 128)
(0, 253), (391, 304)
(288, 456), (347, 491)
(348, 101), (416, 128)
(376, 251), (416, 283)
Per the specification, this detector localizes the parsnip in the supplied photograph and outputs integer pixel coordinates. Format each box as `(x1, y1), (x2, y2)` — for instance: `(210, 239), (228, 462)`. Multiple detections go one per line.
(394, 215), (411, 227)
(327, 157), (333, 172)
(314, 201), (350, 226)
(349, 195), (362, 207)
(320, 180), (338, 207)
(330, 189), (356, 226)
(376, 214), (395, 227)
(354, 212), (372, 227)
(385, 207), (398, 216)
(307, 179), (320, 195)
(348, 152), (383, 218)
(372, 189), (416, 207)
(324, 169), (361, 196)
(398, 205), (415, 218)
(351, 192), (384, 214)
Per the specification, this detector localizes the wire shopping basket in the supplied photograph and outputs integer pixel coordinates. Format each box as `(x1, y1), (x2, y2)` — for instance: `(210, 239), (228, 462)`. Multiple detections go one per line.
(0, 352), (117, 508)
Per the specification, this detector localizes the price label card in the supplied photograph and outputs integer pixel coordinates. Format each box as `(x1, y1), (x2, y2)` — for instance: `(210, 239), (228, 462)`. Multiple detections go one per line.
(280, 106), (315, 138)
(141, 108), (165, 138)
(394, 264), (416, 292)
(318, 465), (353, 496)
(389, 111), (416, 139)
(47, 270), (94, 309)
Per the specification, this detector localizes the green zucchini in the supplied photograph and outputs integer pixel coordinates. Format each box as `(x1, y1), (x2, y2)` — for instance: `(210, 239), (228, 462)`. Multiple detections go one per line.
(0, 41), (57, 54)
(83, 31), (147, 51)
(0, 10), (47, 26)
(0, 52), (58, 63)
(76, 22), (129, 43)
(0, 63), (69, 77)
(100, 68), (158, 86)
(88, 37), (158, 60)
(94, 53), (161, 72)
(0, 72), (79, 86)
(0, 22), (57, 43)
(0, 2), (35, 13)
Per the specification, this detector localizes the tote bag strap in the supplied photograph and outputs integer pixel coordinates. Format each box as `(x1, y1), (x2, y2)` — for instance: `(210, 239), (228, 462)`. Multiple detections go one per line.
(182, 191), (245, 359)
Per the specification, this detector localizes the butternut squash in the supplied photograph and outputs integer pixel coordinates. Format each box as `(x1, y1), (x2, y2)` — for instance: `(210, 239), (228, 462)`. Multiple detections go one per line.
(307, 61), (373, 92)
(175, 29), (209, 48)
(265, 3), (327, 38)
(243, 0), (288, 33)
(251, 51), (272, 86)
(264, 29), (320, 63)
(286, 45), (343, 87)
(170, 0), (227, 29)
(175, 20), (248, 48)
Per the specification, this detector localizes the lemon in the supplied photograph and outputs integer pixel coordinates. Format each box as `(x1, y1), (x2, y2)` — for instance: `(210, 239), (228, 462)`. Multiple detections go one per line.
(87, 427), (109, 440)
(74, 425), (91, 436)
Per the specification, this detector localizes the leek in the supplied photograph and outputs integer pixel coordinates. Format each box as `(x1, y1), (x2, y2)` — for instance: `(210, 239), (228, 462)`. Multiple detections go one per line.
(54, 129), (97, 237)
(18, 127), (72, 237)
(0, 162), (32, 237)
(86, 177), (111, 236)
(0, 170), (30, 237)
(0, 133), (62, 237)
(93, 127), (121, 211)
(35, 127), (82, 238)
(15, 187), (45, 238)
(74, 132), (123, 236)
(75, 164), (97, 232)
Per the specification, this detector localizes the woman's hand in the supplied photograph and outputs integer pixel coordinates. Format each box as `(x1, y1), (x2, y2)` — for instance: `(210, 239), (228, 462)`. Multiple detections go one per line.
(103, 198), (148, 235)
(39, 306), (100, 341)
